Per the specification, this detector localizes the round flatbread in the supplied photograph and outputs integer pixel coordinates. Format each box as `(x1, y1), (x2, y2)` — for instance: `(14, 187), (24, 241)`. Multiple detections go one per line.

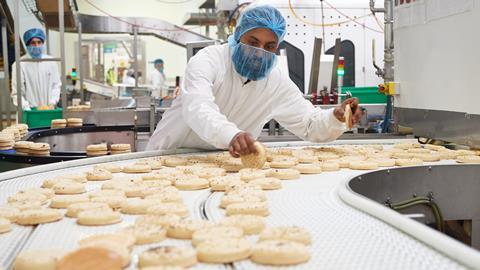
(196, 237), (252, 263)
(219, 214), (265, 235)
(251, 240), (310, 265)
(13, 249), (68, 270)
(166, 219), (214, 239)
(226, 202), (269, 217)
(192, 225), (244, 246)
(259, 226), (312, 245)
(0, 217), (12, 233)
(138, 246), (197, 268)
(77, 209), (122, 226)
(16, 209), (63, 225)
(56, 247), (124, 270)
(240, 142), (267, 169)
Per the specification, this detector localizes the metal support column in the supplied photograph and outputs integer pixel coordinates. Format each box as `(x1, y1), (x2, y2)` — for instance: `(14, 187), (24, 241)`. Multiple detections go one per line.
(1, 18), (11, 128)
(13, 0), (22, 122)
(308, 37), (322, 95)
(383, 0), (394, 83)
(77, 21), (84, 103)
(133, 26), (139, 88)
(59, 0), (67, 110)
(46, 27), (50, 54)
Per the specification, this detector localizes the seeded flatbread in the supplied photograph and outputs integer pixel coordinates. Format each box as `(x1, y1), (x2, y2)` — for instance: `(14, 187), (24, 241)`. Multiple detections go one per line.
(241, 142), (267, 169)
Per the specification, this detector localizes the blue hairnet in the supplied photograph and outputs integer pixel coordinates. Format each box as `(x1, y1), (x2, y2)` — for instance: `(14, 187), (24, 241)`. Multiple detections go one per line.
(233, 5), (286, 44)
(23, 28), (46, 45)
(153, 59), (164, 65)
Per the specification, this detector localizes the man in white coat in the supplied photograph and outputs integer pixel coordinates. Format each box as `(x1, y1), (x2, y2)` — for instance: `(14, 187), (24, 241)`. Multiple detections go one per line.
(147, 5), (362, 157)
(11, 28), (61, 110)
(148, 58), (166, 98)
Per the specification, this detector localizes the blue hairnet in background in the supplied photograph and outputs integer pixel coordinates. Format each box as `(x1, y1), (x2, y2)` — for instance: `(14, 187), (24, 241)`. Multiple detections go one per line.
(23, 28), (46, 45)
(233, 5), (286, 44)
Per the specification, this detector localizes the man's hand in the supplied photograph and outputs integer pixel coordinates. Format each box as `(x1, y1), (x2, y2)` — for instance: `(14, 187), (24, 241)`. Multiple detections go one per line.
(229, 132), (258, 158)
(333, 97), (363, 125)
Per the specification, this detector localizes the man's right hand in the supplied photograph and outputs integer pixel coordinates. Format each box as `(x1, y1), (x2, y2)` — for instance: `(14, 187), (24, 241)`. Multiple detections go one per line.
(229, 131), (258, 158)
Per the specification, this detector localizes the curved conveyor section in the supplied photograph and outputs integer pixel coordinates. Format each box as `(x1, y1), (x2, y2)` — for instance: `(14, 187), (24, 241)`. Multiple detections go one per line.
(339, 164), (480, 269)
(0, 140), (479, 269)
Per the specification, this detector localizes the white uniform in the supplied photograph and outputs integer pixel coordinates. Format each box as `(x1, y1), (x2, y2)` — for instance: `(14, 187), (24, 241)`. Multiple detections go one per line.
(146, 44), (346, 151)
(11, 54), (61, 110)
(122, 76), (136, 86)
(149, 69), (166, 98)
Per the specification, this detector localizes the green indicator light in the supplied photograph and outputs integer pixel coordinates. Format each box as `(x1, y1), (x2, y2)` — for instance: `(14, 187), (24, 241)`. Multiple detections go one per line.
(337, 69), (345, 76)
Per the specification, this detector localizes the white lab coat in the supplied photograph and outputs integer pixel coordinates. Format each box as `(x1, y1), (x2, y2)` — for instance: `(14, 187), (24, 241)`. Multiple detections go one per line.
(122, 76), (136, 86)
(146, 44), (346, 151)
(11, 54), (61, 110)
(149, 69), (166, 98)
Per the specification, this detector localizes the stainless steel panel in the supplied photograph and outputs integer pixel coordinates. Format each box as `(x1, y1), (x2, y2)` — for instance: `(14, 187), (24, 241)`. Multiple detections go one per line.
(33, 130), (135, 152)
(348, 164), (480, 249)
(183, 12), (217, 25)
(90, 99), (136, 109)
(77, 14), (212, 48)
(62, 110), (95, 124)
(94, 110), (136, 126)
(396, 107), (480, 147)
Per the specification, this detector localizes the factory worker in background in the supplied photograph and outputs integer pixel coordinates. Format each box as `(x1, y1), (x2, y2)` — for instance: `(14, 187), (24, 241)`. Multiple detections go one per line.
(11, 28), (61, 110)
(147, 5), (362, 156)
(123, 69), (137, 86)
(149, 58), (166, 98)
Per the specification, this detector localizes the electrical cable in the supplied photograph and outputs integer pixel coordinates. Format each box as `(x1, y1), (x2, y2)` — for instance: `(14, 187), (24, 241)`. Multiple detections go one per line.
(323, 0), (383, 33)
(372, 12), (385, 31)
(84, 0), (203, 32)
(388, 196), (445, 232)
(287, 0), (383, 33)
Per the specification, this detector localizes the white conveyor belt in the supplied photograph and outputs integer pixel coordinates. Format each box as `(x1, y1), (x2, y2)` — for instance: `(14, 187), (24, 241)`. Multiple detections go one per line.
(0, 139), (479, 270)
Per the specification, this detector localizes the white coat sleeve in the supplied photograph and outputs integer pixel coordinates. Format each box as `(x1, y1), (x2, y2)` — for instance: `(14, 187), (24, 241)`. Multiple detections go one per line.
(271, 78), (346, 142)
(181, 51), (241, 149)
(11, 61), (31, 110)
(48, 63), (61, 105)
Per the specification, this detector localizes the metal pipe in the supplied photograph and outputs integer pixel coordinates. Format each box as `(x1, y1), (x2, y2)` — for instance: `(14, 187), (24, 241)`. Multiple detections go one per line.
(383, 0), (394, 82)
(59, 0), (67, 110)
(78, 21), (84, 103)
(133, 26), (139, 88)
(369, 0), (385, 14)
(13, 0), (22, 122)
(20, 58), (62, 62)
(372, 39), (384, 77)
(2, 18), (11, 127)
